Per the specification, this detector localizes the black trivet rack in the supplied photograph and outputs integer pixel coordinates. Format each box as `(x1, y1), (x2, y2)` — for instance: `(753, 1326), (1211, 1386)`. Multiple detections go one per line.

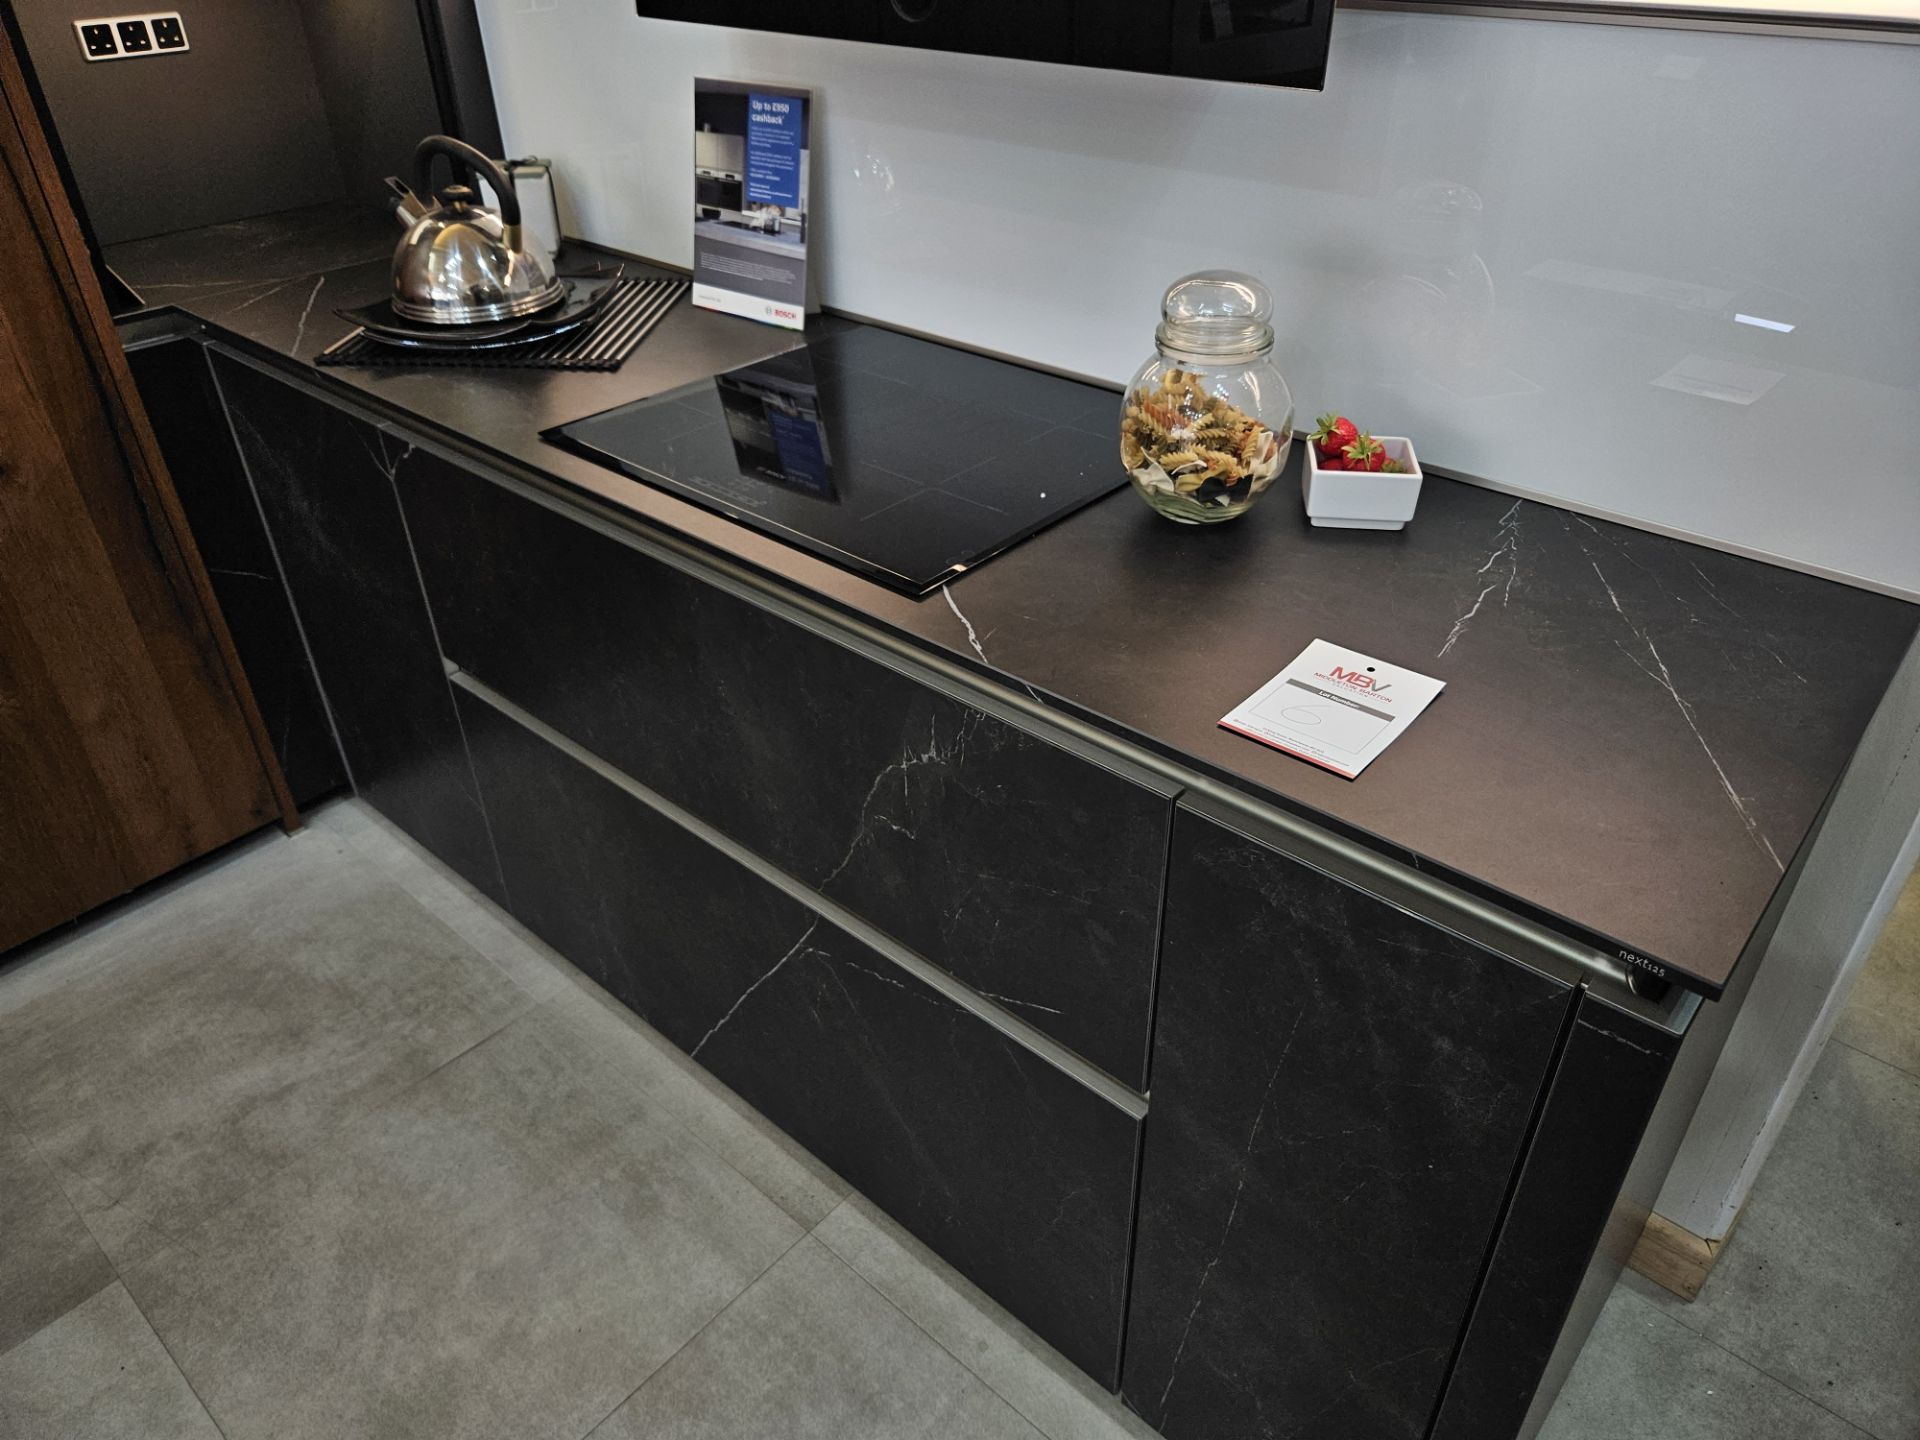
(317, 277), (688, 372)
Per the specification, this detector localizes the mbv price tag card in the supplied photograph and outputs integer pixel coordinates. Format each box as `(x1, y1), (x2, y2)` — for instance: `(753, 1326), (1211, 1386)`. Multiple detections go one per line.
(692, 79), (813, 331)
(1220, 639), (1445, 779)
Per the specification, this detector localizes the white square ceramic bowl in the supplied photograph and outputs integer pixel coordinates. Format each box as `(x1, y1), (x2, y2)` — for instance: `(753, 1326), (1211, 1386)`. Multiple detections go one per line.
(1302, 436), (1424, 530)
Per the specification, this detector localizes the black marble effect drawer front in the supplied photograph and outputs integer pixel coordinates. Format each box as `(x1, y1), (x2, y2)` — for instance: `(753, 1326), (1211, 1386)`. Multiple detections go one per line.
(130, 341), (346, 808)
(400, 453), (1175, 1090)
(1122, 803), (1575, 1440)
(212, 355), (505, 904)
(456, 689), (1141, 1385)
(1429, 993), (1681, 1440)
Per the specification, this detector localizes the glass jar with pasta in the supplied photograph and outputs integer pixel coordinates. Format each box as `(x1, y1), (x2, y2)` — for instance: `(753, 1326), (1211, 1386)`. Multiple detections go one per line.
(1121, 271), (1293, 524)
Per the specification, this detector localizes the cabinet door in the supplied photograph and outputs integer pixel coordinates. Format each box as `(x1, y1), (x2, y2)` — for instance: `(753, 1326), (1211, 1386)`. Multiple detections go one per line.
(398, 454), (1174, 1090)
(456, 686), (1141, 1385)
(1122, 803), (1575, 1440)
(127, 341), (345, 808)
(211, 356), (505, 905)
(1429, 992), (1681, 1440)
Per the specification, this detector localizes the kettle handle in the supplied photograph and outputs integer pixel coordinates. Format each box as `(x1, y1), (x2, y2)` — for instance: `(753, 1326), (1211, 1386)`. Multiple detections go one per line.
(412, 135), (521, 229)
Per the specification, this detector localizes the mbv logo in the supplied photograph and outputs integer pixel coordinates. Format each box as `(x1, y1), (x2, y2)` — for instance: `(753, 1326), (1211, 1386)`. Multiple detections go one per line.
(1328, 665), (1391, 694)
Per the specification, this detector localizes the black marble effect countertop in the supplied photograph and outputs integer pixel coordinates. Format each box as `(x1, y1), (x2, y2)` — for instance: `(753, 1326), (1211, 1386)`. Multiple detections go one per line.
(109, 203), (1919, 997)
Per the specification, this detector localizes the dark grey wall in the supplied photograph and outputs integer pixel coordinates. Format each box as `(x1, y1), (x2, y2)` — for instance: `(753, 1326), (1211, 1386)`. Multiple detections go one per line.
(14, 0), (345, 243)
(413, 0), (501, 160)
(296, 0), (441, 210)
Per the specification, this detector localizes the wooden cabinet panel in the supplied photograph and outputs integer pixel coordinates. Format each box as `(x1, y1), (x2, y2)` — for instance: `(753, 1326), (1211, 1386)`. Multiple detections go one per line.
(1121, 801), (1575, 1440)
(0, 26), (282, 953)
(399, 453), (1174, 1090)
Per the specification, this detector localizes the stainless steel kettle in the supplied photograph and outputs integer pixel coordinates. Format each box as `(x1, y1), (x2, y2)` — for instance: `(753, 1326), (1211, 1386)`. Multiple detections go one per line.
(391, 135), (564, 325)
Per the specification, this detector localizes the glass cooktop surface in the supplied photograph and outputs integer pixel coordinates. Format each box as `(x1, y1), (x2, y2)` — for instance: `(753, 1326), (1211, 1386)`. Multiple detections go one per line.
(543, 326), (1122, 595)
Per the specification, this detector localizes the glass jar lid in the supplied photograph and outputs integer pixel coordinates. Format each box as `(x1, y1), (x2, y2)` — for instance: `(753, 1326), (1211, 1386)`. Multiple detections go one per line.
(1155, 270), (1275, 362)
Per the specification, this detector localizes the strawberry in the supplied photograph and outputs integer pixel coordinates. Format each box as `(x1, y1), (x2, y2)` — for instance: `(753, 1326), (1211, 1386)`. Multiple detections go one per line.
(1381, 457), (1406, 474)
(1318, 451), (1346, 471)
(1342, 433), (1387, 472)
(1309, 412), (1359, 460)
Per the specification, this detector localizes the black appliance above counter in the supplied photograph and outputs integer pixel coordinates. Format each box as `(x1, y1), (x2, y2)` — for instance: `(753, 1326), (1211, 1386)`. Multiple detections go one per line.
(639, 0), (1339, 91)
(110, 209), (1918, 1440)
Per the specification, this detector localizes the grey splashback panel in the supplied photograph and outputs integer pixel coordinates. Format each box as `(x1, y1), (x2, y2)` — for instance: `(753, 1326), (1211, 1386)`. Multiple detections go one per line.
(14, 0), (343, 243)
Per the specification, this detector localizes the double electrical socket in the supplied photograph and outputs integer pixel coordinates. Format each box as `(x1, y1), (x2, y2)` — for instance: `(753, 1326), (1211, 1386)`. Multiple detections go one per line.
(74, 13), (189, 62)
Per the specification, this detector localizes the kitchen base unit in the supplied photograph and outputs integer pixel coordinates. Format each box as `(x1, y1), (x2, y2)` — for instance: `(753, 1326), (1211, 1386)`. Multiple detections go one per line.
(111, 263), (1912, 1440)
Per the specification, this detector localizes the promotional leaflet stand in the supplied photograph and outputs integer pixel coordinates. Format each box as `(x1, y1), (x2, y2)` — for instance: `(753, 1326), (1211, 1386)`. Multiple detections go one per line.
(692, 78), (814, 331)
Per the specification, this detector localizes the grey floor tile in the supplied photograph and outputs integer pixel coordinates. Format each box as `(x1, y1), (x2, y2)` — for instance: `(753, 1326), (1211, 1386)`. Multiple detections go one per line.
(0, 1103), (115, 1358)
(1833, 865), (1920, 1080)
(0, 1282), (222, 1440)
(124, 1006), (802, 1440)
(314, 801), (849, 1230)
(0, 828), (282, 1052)
(814, 1196), (1158, 1440)
(1540, 1288), (1867, 1440)
(591, 1236), (1042, 1440)
(0, 828), (530, 1268)
(547, 975), (850, 1228)
(305, 799), (577, 1004)
(1653, 1042), (1920, 1439)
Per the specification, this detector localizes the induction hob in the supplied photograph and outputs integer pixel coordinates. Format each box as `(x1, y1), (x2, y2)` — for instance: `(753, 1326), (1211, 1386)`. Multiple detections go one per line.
(543, 325), (1123, 595)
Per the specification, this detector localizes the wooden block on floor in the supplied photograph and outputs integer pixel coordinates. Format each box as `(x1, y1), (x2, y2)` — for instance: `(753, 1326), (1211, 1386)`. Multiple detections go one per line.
(1628, 1212), (1724, 1301)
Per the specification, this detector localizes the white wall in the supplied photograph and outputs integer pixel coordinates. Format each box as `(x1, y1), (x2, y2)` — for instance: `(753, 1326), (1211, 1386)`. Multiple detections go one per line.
(475, 2), (1920, 598)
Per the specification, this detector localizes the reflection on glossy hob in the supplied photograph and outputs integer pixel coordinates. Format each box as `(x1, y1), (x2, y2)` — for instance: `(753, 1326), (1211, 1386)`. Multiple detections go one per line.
(543, 325), (1122, 595)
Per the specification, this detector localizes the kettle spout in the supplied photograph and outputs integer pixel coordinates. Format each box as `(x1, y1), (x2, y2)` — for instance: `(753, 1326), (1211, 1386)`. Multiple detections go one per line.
(384, 176), (425, 229)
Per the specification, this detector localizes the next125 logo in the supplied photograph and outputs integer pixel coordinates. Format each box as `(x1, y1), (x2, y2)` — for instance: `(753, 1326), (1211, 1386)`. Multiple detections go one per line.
(1326, 664), (1391, 695)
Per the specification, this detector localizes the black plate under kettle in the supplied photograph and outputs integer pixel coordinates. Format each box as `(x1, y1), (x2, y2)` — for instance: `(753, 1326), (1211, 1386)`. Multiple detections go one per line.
(334, 266), (626, 351)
